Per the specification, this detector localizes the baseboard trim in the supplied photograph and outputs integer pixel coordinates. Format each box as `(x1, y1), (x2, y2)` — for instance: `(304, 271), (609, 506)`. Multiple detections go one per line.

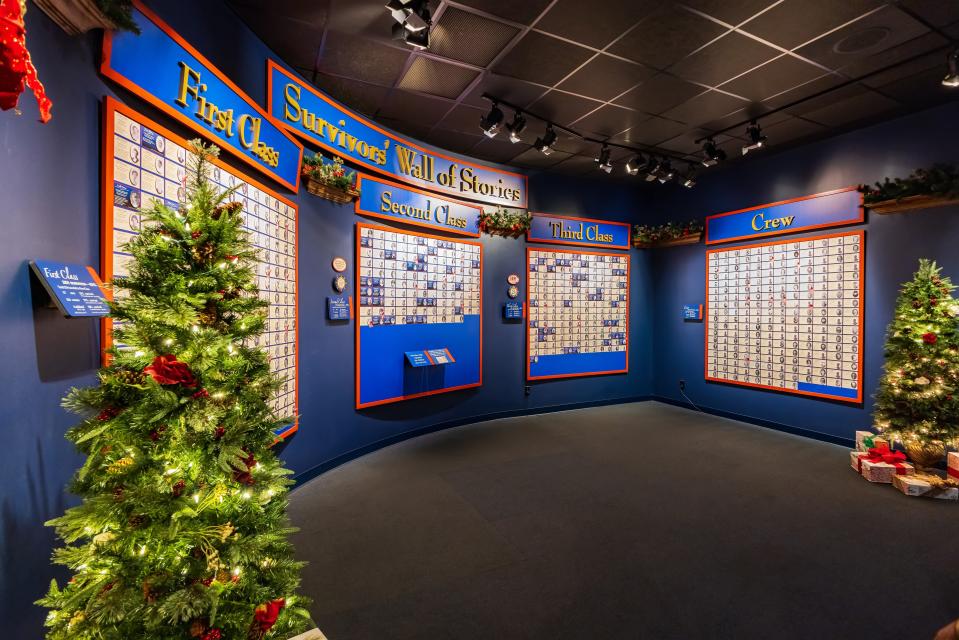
(651, 396), (855, 448)
(292, 395), (653, 488)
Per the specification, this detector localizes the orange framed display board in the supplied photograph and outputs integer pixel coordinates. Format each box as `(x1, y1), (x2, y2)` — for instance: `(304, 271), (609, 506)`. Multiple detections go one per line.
(704, 230), (864, 403)
(526, 247), (629, 381)
(101, 96), (299, 437)
(354, 222), (483, 409)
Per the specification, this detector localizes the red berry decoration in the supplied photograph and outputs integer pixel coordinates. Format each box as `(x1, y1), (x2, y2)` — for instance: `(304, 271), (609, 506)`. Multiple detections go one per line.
(192, 388), (210, 400)
(172, 480), (186, 497)
(191, 230), (201, 239)
(97, 407), (121, 421)
(930, 297), (938, 306)
(923, 332), (938, 345)
(200, 629), (222, 640)
(214, 426), (226, 440)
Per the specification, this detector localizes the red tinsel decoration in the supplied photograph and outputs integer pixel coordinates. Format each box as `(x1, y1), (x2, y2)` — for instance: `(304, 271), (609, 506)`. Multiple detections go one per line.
(0, 0), (52, 122)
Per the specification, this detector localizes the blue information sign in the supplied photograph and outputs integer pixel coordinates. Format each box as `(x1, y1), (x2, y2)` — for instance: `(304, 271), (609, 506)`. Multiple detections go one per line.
(30, 260), (110, 317)
(705, 186), (863, 245)
(527, 213), (631, 250)
(426, 348), (454, 365)
(405, 351), (431, 367)
(355, 174), (482, 236)
(102, 3), (304, 191)
(267, 60), (526, 207)
(683, 304), (703, 321)
(504, 301), (523, 320)
(327, 296), (351, 321)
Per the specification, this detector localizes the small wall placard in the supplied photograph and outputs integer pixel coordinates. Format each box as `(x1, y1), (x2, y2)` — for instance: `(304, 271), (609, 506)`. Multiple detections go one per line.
(683, 304), (703, 321)
(503, 301), (523, 320)
(327, 296), (351, 321)
(30, 260), (110, 317)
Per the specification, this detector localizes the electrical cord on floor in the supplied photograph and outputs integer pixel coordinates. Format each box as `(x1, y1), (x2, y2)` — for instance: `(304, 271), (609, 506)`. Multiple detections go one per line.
(680, 387), (703, 412)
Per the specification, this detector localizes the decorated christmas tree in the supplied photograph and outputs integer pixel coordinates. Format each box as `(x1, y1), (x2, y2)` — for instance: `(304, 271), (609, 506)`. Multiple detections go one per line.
(38, 141), (313, 640)
(874, 259), (959, 466)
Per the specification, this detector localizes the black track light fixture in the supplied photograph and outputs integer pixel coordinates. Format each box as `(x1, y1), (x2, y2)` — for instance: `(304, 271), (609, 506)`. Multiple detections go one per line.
(506, 111), (527, 143)
(657, 159), (675, 184)
(388, 0), (431, 49)
(595, 144), (613, 173)
(683, 164), (697, 188)
(625, 154), (643, 176)
(944, 47), (959, 88)
(534, 125), (557, 155)
(701, 139), (726, 167)
(480, 103), (504, 138)
(643, 157), (661, 182)
(742, 121), (766, 156)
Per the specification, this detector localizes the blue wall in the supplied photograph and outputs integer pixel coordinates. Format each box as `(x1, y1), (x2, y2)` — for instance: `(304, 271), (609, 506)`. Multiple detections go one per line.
(649, 100), (959, 443)
(0, 2), (650, 636)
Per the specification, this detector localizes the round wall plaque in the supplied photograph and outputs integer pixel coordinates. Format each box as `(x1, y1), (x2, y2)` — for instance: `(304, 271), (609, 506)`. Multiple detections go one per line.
(333, 275), (347, 293)
(507, 273), (520, 285)
(332, 257), (347, 273)
(507, 285), (519, 299)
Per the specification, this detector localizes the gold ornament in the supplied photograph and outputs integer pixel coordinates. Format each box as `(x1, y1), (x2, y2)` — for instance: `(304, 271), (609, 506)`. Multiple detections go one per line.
(107, 456), (134, 474)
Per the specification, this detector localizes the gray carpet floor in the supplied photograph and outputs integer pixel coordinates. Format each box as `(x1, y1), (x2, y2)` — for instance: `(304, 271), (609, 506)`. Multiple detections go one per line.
(288, 402), (959, 640)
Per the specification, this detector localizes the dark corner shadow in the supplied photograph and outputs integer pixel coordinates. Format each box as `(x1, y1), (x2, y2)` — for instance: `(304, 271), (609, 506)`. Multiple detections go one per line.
(1, 438), (72, 640)
(28, 262), (100, 382)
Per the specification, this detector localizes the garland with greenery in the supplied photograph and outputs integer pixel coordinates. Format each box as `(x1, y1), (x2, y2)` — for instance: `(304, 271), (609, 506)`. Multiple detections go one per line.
(37, 141), (313, 640)
(301, 153), (355, 192)
(862, 163), (959, 204)
(632, 220), (703, 246)
(478, 208), (532, 238)
(96, 0), (139, 33)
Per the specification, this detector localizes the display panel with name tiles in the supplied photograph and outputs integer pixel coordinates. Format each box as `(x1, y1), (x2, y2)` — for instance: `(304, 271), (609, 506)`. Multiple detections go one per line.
(104, 100), (298, 425)
(356, 223), (482, 408)
(527, 248), (629, 380)
(705, 231), (863, 402)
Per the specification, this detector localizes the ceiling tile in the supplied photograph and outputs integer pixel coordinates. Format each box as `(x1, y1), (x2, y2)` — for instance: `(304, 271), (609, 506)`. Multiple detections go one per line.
(658, 129), (723, 155)
(661, 90), (749, 126)
(549, 155), (598, 175)
(719, 54), (827, 101)
(550, 133), (602, 156)
(325, 0), (395, 41)
(841, 32), (948, 83)
(699, 105), (791, 133)
(607, 6), (729, 70)
(668, 31), (780, 86)
(377, 90), (452, 124)
(430, 7), (520, 67)
(492, 31), (594, 85)
(859, 49), (944, 90)
(801, 89), (900, 126)
(470, 137), (526, 164)
(453, 0), (553, 25)
(436, 104), (487, 135)
(232, 8), (323, 69)
(795, 6), (931, 71)
(319, 31), (409, 85)
(510, 147), (572, 168)
(761, 73), (846, 110)
(679, 0), (780, 27)
(313, 73), (391, 117)
(781, 82), (866, 117)
(613, 115), (688, 146)
(873, 66), (958, 108)
(535, 0), (659, 49)
(613, 73), (704, 114)
(528, 90), (604, 125)
(740, 0), (887, 51)
(398, 57), (479, 99)
(558, 55), (653, 102)
(897, 0), (959, 27)
(424, 129), (484, 155)
(760, 115), (828, 145)
(231, 0), (330, 25)
(462, 74), (547, 110)
(377, 116), (434, 141)
(572, 105), (650, 138)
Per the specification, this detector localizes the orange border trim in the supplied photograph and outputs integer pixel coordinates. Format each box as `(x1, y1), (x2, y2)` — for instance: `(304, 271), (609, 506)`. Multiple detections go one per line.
(266, 59), (528, 208)
(353, 173), (483, 238)
(704, 186), (863, 246)
(526, 212), (632, 250)
(101, 1), (304, 193)
(703, 229), (865, 404)
(101, 96), (300, 438)
(354, 221), (483, 409)
(525, 246), (630, 381)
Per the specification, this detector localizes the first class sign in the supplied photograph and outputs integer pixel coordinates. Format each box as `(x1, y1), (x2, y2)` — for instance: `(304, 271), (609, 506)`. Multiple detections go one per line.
(267, 61), (527, 208)
(101, 2), (303, 191)
(355, 174), (481, 236)
(527, 213), (631, 250)
(705, 186), (863, 244)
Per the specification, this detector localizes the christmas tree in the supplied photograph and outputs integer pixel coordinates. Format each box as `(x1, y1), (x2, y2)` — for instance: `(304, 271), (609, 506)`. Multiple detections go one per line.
(38, 142), (313, 640)
(874, 259), (959, 463)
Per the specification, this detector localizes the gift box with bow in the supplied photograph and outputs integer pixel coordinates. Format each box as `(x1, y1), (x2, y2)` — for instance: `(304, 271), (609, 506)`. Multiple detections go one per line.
(850, 450), (869, 473)
(860, 444), (913, 483)
(855, 431), (888, 453)
(892, 474), (959, 500)
(948, 452), (959, 482)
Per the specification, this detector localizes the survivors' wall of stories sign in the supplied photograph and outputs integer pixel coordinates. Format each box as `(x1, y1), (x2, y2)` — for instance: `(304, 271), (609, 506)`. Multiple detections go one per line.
(103, 97), (299, 436)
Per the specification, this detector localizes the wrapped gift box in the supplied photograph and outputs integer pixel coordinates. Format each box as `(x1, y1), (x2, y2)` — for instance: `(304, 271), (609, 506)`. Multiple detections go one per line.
(855, 431), (888, 452)
(850, 450), (869, 473)
(949, 452), (959, 481)
(892, 474), (959, 500)
(861, 457), (913, 483)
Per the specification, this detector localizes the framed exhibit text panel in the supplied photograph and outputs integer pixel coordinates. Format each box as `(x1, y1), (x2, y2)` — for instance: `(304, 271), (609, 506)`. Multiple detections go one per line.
(527, 247), (629, 381)
(354, 174), (482, 237)
(705, 186), (863, 245)
(527, 213), (631, 250)
(705, 230), (864, 403)
(355, 222), (483, 408)
(102, 97), (299, 437)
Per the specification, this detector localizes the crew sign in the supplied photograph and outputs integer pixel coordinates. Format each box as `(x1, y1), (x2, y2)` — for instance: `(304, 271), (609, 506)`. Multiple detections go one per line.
(102, 2), (303, 191)
(355, 175), (482, 237)
(267, 60), (527, 208)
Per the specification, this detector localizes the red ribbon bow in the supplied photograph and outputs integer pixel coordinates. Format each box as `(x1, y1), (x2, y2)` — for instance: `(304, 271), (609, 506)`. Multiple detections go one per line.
(866, 445), (908, 474)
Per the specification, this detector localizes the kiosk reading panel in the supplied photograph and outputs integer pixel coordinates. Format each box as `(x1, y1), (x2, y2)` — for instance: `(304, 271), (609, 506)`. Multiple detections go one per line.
(705, 230), (864, 402)
(527, 248), (629, 380)
(356, 223), (482, 408)
(103, 97), (299, 436)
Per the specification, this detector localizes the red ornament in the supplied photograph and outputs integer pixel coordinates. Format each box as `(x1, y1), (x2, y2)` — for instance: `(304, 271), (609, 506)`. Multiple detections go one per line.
(192, 388), (210, 399)
(214, 425), (226, 440)
(922, 332), (938, 345)
(201, 577), (214, 587)
(253, 598), (286, 632)
(930, 298), (938, 306)
(0, 0), (52, 122)
(172, 480), (186, 497)
(191, 230), (201, 239)
(143, 354), (198, 387)
(232, 451), (257, 485)
(97, 407), (121, 421)
(148, 426), (166, 442)
(200, 629), (222, 640)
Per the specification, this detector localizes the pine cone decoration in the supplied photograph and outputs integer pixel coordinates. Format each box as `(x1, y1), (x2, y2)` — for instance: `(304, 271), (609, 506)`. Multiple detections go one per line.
(192, 242), (216, 263)
(212, 201), (243, 220)
(199, 300), (219, 327)
(189, 619), (208, 638)
(114, 369), (145, 385)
